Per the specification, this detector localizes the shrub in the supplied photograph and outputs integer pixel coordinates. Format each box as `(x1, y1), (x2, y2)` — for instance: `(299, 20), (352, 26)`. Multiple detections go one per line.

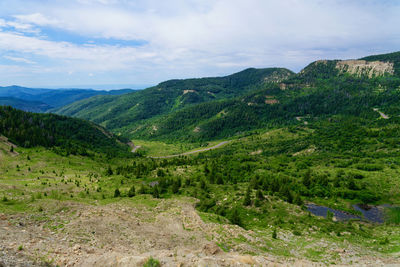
(143, 257), (160, 267)
(152, 186), (160, 198)
(114, 188), (121, 198)
(229, 207), (242, 227)
(128, 185), (136, 197)
(355, 164), (383, 172)
(293, 230), (302, 236)
(272, 229), (277, 239)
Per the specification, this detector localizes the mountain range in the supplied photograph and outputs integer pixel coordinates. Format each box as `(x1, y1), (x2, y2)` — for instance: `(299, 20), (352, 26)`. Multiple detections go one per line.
(52, 51), (400, 142)
(0, 86), (134, 112)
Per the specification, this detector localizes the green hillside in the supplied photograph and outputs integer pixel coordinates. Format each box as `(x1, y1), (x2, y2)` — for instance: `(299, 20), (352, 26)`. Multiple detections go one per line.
(54, 68), (294, 133)
(0, 106), (129, 156)
(54, 51), (400, 143)
(108, 51), (400, 142)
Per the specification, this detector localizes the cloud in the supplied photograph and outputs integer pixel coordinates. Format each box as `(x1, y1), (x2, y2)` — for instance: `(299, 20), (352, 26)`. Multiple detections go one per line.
(14, 13), (59, 27)
(0, 0), (399, 86)
(3, 55), (36, 64)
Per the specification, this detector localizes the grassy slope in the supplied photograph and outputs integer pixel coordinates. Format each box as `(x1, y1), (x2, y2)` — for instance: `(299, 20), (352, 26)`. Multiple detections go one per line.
(1, 120), (400, 264)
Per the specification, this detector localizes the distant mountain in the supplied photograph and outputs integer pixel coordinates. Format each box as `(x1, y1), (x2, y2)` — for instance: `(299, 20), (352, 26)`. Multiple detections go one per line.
(0, 106), (129, 156)
(0, 97), (52, 112)
(0, 86), (134, 112)
(53, 68), (294, 134)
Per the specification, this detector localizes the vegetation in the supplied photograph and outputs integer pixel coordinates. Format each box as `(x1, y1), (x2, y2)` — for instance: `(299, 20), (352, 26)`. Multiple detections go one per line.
(54, 68), (293, 136)
(143, 257), (160, 267)
(1, 51), (400, 263)
(0, 106), (130, 156)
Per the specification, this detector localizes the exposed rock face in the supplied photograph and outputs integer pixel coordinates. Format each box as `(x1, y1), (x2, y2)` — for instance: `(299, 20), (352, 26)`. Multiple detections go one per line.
(336, 60), (394, 78)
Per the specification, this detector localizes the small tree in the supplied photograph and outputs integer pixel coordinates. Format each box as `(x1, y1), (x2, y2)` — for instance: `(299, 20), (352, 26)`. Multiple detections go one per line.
(172, 180), (180, 194)
(243, 186), (252, 206)
(114, 188), (121, 198)
(152, 186), (160, 198)
(256, 189), (264, 200)
(128, 185), (136, 197)
(106, 166), (113, 176)
(272, 229), (277, 239)
(229, 207), (242, 226)
(138, 184), (146, 194)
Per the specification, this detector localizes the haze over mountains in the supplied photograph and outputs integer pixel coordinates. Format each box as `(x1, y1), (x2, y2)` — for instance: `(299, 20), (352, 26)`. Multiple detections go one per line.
(0, 86), (134, 112)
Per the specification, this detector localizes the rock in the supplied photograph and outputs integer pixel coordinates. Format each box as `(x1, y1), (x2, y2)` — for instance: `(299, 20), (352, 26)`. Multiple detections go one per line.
(203, 243), (221, 255)
(73, 244), (81, 252)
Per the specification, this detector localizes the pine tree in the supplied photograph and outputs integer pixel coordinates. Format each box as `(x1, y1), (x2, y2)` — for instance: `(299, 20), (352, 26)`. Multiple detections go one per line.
(272, 229), (277, 239)
(243, 186), (252, 206)
(114, 188), (121, 198)
(128, 185), (136, 197)
(230, 207), (242, 226)
(152, 186), (160, 198)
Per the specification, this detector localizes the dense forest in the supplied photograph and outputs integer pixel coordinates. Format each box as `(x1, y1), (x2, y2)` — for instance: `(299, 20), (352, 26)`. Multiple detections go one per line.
(54, 68), (294, 133)
(0, 106), (129, 156)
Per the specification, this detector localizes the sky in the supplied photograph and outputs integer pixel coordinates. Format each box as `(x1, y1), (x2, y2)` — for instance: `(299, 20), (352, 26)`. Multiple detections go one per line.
(0, 0), (399, 89)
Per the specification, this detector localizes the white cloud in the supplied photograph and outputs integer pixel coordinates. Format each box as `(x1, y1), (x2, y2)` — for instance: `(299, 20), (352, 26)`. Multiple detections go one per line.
(3, 55), (36, 64)
(14, 13), (59, 27)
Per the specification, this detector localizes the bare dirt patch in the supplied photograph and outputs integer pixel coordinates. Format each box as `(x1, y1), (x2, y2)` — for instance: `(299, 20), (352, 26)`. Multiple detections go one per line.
(183, 90), (196, 95)
(0, 198), (285, 266)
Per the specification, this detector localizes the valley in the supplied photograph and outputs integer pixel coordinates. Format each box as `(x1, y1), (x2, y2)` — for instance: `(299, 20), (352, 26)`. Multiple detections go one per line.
(1, 51), (400, 266)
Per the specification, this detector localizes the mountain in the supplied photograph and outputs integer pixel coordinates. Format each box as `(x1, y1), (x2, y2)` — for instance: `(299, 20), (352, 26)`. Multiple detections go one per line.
(0, 97), (52, 113)
(0, 86), (134, 112)
(54, 68), (294, 134)
(0, 106), (129, 156)
(54, 51), (400, 142)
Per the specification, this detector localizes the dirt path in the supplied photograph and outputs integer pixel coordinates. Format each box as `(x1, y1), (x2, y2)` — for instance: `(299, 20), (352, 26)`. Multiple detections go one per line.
(128, 142), (142, 153)
(148, 141), (230, 159)
(373, 108), (389, 119)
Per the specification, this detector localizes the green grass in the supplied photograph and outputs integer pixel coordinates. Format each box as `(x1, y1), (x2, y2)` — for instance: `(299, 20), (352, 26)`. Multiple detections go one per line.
(131, 139), (197, 156)
(1, 121), (400, 263)
(386, 207), (400, 224)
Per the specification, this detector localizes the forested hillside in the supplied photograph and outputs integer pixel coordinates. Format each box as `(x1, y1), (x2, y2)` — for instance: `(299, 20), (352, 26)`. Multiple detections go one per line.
(54, 68), (294, 132)
(0, 106), (129, 156)
(54, 51), (400, 143)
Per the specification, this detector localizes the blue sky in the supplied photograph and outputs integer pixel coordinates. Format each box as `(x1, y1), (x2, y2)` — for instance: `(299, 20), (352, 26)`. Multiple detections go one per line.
(0, 0), (399, 89)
